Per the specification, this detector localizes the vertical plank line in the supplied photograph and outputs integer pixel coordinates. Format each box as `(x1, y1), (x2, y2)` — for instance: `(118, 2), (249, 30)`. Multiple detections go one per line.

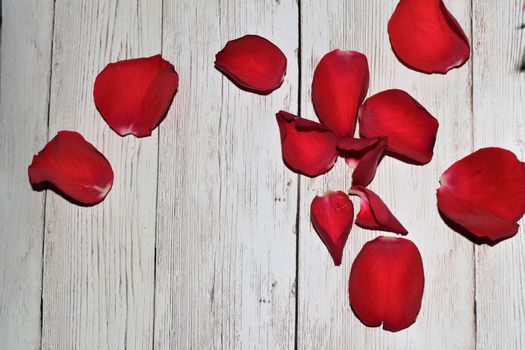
(469, 1), (477, 349)
(294, 1), (302, 349)
(152, 0), (165, 348)
(39, 2), (56, 348)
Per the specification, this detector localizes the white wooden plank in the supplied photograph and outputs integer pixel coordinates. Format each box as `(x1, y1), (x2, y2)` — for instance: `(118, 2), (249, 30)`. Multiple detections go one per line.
(40, 1), (161, 349)
(0, 1), (54, 349)
(297, 1), (475, 349)
(154, 0), (298, 348)
(473, 1), (525, 349)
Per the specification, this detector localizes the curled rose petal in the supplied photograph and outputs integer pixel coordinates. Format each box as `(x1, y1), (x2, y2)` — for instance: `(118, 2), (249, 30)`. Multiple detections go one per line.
(358, 89), (438, 165)
(348, 186), (408, 235)
(215, 35), (287, 94)
(337, 137), (387, 187)
(312, 50), (369, 138)
(28, 131), (114, 206)
(310, 191), (354, 266)
(437, 147), (525, 242)
(388, 0), (470, 74)
(276, 111), (338, 177)
(349, 236), (424, 332)
(94, 54), (179, 137)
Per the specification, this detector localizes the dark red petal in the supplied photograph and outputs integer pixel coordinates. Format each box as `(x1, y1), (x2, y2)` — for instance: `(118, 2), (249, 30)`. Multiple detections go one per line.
(349, 236), (424, 332)
(348, 186), (408, 235)
(359, 89), (438, 165)
(310, 191), (354, 266)
(28, 131), (114, 205)
(437, 147), (525, 242)
(215, 35), (287, 94)
(94, 54), (179, 137)
(311, 50), (369, 138)
(337, 137), (387, 187)
(388, 0), (470, 74)
(276, 111), (338, 177)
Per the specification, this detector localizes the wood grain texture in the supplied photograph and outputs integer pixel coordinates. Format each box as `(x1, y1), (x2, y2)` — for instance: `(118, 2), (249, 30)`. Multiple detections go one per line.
(154, 0), (298, 349)
(473, 1), (525, 349)
(40, 1), (161, 349)
(297, 1), (475, 349)
(0, 1), (54, 349)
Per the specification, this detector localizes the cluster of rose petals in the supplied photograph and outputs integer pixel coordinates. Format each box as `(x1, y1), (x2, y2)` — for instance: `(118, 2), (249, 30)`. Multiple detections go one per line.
(29, 55), (179, 205)
(388, 0), (470, 74)
(274, 48), (437, 332)
(437, 148), (525, 242)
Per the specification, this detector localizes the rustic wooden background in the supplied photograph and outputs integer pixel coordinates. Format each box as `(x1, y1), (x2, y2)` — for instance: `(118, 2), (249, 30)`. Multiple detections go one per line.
(1, 0), (524, 349)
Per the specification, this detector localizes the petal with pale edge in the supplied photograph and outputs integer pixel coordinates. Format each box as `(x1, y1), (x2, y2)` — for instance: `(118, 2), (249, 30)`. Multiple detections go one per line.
(215, 35), (287, 94)
(348, 186), (408, 235)
(94, 54), (179, 137)
(338, 137), (387, 186)
(359, 89), (438, 165)
(388, 0), (470, 74)
(311, 191), (354, 266)
(437, 147), (525, 242)
(28, 131), (114, 206)
(349, 236), (424, 332)
(312, 50), (369, 138)
(276, 111), (338, 177)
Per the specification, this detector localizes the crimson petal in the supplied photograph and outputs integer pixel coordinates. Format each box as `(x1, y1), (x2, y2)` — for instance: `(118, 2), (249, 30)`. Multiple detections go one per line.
(349, 236), (424, 332)
(388, 0), (470, 74)
(437, 147), (525, 242)
(359, 89), (438, 165)
(310, 191), (354, 266)
(348, 186), (408, 235)
(276, 111), (338, 177)
(215, 35), (287, 94)
(338, 137), (387, 187)
(312, 50), (369, 138)
(28, 131), (114, 205)
(94, 54), (179, 137)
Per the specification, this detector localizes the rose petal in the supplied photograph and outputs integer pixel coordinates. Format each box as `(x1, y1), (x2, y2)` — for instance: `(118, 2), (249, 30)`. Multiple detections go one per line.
(337, 137), (387, 186)
(437, 147), (525, 242)
(310, 191), (354, 266)
(349, 236), (425, 332)
(312, 50), (369, 138)
(348, 186), (408, 235)
(94, 54), (179, 137)
(358, 89), (438, 165)
(388, 0), (470, 74)
(28, 131), (114, 205)
(276, 111), (338, 177)
(215, 35), (287, 94)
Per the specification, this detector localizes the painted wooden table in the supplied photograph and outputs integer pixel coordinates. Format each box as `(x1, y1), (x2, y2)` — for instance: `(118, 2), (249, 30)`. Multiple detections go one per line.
(1, 0), (524, 349)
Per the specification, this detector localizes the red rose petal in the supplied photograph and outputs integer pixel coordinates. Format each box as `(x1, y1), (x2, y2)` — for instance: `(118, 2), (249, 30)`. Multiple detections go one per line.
(310, 191), (354, 266)
(28, 131), (114, 205)
(312, 50), (369, 138)
(437, 147), (525, 242)
(359, 89), (438, 165)
(276, 111), (338, 177)
(94, 54), (179, 137)
(348, 186), (408, 235)
(337, 137), (387, 187)
(215, 35), (287, 94)
(349, 236), (424, 332)
(388, 0), (470, 74)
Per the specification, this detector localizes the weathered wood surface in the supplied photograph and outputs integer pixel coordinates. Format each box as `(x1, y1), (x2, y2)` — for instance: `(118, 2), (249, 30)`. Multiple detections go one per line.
(154, 1), (298, 349)
(0, 0), (524, 349)
(40, 1), (161, 349)
(0, 1), (54, 349)
(473, 1), (525, 350)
